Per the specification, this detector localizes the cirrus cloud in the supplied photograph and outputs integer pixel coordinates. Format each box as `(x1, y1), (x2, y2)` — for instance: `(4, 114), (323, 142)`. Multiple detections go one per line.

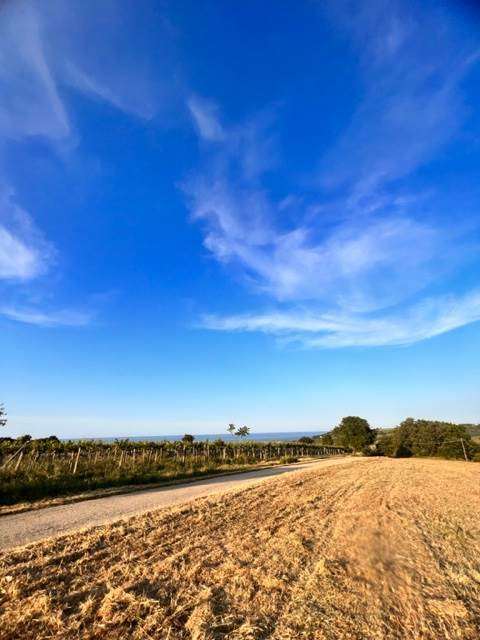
(186, 0), (480, 348)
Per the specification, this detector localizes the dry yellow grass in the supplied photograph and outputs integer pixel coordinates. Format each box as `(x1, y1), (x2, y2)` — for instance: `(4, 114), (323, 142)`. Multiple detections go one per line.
(0, 457), (479, 639)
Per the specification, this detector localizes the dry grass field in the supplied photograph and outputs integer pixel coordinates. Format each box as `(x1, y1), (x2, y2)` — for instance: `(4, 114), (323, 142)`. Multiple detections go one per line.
(0, 457), (479, 639)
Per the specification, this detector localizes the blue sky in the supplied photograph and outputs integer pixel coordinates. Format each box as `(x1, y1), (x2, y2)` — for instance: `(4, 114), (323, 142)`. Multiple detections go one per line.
(1, 0), (479, 438)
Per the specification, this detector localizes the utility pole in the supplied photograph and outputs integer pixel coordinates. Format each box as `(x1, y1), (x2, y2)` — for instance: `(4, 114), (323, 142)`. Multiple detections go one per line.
(460, 439), (469, 462)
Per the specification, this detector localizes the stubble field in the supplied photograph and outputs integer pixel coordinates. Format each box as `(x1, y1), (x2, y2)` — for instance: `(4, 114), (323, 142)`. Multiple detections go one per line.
(1, 457), (479, 639)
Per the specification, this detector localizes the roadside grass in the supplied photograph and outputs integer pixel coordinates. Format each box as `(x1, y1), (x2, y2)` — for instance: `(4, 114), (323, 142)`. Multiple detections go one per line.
(0, 459), (273, 506)
(0, 440), (344, 506)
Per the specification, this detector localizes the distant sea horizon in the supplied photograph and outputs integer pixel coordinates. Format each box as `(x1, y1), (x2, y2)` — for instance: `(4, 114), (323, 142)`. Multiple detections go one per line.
(72, 430), (326, 443)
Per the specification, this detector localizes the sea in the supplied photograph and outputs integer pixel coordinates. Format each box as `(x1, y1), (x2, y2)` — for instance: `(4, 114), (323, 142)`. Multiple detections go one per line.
(85, 431), (325, 443)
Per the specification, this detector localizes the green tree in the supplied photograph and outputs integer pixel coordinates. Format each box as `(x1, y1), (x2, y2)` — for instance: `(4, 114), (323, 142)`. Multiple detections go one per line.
(235, 425), (250, 438)
(393, 418), (474, 459)
(331, 416), (375, 452)
(182, 434), (194, 444)
(227, 423), (236, 435)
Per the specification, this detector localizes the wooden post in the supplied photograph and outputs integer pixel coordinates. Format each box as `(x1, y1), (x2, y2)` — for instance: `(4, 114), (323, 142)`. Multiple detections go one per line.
(14, 450), (24, 472)
(73, 448), (81, 474)
(1, 443), (28, 470)
(461, 439), (469, 462)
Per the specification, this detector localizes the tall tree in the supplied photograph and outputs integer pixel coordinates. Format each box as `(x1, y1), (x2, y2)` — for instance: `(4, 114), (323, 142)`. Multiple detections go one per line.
(332, 416), (375, 452)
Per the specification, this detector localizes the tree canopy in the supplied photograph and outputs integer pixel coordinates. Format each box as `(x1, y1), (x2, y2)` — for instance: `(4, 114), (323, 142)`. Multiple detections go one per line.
(330, 416), (376, 452)
(378, 418), (475, 459)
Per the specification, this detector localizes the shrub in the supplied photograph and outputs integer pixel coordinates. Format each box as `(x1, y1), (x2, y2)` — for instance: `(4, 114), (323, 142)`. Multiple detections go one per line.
(375, 432), (395, 456)
(393, 443), (413, 458)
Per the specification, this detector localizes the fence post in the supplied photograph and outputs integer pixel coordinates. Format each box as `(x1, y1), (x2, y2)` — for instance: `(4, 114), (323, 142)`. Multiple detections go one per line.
(1, 443), (28, 470)
(14, 450), (24, 472)
(73, 447), (81, 474)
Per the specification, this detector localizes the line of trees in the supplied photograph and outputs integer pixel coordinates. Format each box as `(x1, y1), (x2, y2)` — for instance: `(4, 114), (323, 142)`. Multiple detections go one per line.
(376, 418), (478, 460)
(317, 416), (480, 461)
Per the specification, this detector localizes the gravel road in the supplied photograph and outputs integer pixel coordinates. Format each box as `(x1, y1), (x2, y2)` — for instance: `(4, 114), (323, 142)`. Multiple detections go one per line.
(0, 457), (357, 550)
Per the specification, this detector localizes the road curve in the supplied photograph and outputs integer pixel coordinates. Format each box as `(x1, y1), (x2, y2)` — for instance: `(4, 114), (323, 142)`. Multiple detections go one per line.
(0, 457), (359, 551)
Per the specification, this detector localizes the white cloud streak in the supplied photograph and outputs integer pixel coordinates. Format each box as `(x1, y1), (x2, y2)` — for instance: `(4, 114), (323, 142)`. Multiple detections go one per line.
(202, 290), (480, 348)
(0, 1), (69, 141)
(188, 96), (225, 142)
(186, 0), (480, 348)
(0, 0), (170, 326)
(0, 0), (162, 143)
(0, 187), (53, 280)
(319, 0), (478, 200)
(0, 306), (92, 327)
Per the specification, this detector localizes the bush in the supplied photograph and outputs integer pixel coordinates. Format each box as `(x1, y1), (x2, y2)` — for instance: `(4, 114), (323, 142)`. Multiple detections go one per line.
(393, 443), (413, 458)
(280, 456), (299, 464)
(375, 432), (395, 456)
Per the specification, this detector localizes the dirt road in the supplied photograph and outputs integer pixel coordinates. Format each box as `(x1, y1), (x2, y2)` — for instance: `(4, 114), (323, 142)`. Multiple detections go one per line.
(0, 456), (355, 550)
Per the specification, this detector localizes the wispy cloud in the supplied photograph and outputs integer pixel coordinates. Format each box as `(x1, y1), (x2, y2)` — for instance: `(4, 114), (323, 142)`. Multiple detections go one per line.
(0, 187), (53, 281)
(0, 0), (163, 144)
(202, 290), (480, 348)
(0, 1), (69, 141)
(0, 306), (92, 328)
(0, 0), (170, 327)
(186, 0), (480, 348)
(188, 96), (225, 142)
(319, 0), (479, 202)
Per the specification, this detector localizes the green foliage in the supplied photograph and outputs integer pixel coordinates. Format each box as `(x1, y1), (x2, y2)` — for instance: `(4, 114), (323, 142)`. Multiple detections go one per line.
(392, 443), (413, 458)
(393, 418), (474, 459)
(375, 419), (477, 460)
(375, 432), (395, 457)
(317, 432), (334, 445)
(280, 455), (299, 464)
(0, 436), (339, 505)
(463, 424), (480, 437)
(182, 434), (195, 444)
(297, 436), (314, 444)
(331, 416), (376, 452)
(226, 424), (251, 438)
(235, 425), (250, 438)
